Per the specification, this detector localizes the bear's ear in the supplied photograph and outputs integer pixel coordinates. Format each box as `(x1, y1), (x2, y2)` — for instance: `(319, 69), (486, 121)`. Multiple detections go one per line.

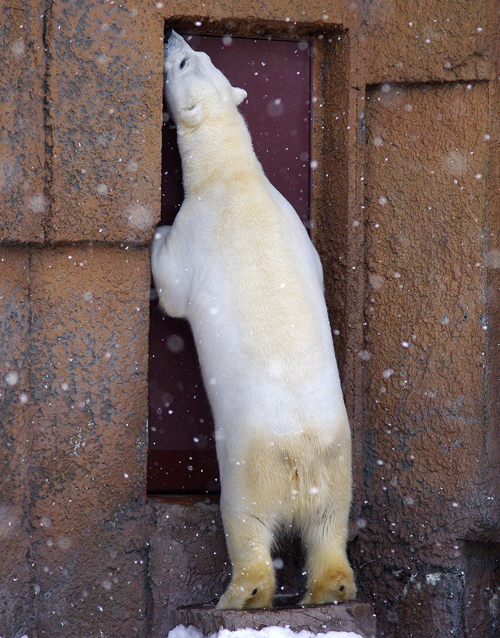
(180, 102), (203, 125)
(232, 87), (247, 106)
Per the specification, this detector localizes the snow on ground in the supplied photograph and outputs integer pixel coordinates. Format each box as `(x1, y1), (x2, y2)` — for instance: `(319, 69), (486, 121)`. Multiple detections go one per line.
(168, 624), (363, 638)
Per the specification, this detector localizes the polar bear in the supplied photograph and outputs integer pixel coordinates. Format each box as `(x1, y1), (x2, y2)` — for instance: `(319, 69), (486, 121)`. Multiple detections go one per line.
(152, 30), (355, 609)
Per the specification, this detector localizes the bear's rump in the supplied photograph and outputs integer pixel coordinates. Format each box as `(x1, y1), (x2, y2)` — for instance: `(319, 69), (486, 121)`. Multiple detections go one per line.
(235, 426), (351, 524)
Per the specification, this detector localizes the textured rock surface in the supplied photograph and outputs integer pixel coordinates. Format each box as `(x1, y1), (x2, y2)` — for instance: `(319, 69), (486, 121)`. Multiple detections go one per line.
(0, 1), (46, 242)
(27, 245), (153, 635)
(354, 78), (500, 636)
(149, 499), (230, 637)
(1, 1), (162, 634)
(44, 1), (163, 243)
(174, 602), (376, 638)
(0, 247), (33, 635)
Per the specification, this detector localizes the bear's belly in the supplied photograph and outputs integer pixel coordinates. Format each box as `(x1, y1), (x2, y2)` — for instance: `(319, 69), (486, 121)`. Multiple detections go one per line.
(188, 290), (346, 441)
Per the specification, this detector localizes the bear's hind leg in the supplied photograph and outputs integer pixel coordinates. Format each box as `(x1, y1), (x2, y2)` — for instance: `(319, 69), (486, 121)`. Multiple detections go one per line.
(299, 505), (356, 605)
(216, 513), (275, 610)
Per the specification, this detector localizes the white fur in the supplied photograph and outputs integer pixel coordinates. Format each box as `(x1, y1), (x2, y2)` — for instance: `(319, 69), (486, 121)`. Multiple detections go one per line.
(152, 31), (355, 609)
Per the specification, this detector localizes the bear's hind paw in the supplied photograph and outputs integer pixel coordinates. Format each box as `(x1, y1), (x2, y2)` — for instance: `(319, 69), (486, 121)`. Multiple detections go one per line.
(300, 563), (356, 606)
(216, 587), (273, 610)
(216, 565), (275, 610)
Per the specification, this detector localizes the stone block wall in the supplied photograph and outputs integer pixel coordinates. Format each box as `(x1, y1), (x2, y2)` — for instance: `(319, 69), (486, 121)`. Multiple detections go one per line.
(1, 1), (163, 635)
(1, 1), (499, 637)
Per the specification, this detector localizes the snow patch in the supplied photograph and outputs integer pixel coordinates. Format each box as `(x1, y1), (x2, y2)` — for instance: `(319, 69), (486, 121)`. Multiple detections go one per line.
(425, 572), (442, 586)
(168, 625), (364, 638)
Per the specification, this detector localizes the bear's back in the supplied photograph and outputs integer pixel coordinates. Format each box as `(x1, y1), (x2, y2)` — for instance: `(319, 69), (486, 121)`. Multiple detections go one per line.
(179, 176), (345, 438)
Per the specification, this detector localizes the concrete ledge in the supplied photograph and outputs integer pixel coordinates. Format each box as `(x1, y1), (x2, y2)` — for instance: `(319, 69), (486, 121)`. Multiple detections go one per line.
(173, 602), (376, 638)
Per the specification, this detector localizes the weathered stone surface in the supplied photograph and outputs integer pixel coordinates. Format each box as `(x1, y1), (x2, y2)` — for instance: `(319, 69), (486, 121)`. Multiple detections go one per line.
(355, 79), (499, 636)
(28, 245), (153, 637)
(363, 81), (493, 551)
(174, 602), (376, 638)
(0, 0), (46, 242)
(354, 1), (492, 85)
(158, 1), (346, 29)
(0, 247), (34, 636)
(149, 499), (231, 637)
(45, 0), (164, 243)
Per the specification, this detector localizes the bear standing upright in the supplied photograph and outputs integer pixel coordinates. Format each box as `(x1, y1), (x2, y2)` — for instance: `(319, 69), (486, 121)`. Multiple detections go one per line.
(152, 30), (356, 609)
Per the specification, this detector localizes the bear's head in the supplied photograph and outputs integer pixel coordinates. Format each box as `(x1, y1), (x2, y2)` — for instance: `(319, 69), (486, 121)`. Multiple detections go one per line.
(164, 30), (247, 127)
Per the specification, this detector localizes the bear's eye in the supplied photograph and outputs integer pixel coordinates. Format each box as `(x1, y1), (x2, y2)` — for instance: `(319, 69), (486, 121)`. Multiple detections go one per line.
(180, 58), (189, 70)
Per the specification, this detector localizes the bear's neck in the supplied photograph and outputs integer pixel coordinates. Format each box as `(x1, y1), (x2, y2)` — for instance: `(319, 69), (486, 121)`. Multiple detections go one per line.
(176, 110), (263, 195)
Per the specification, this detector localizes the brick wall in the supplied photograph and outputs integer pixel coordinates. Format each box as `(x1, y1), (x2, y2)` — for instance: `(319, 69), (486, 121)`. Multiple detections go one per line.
(1, 1), (499, 637)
